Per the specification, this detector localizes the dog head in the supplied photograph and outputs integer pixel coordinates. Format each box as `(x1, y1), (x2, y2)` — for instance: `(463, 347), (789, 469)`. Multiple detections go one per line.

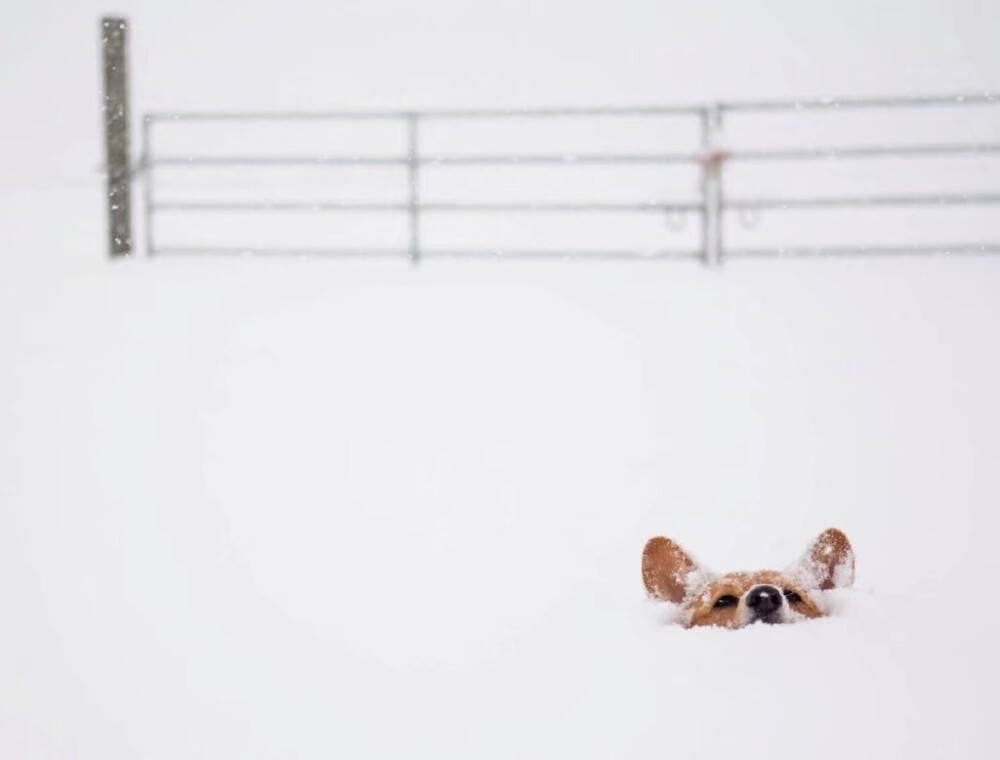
(641, 528), (855, 628)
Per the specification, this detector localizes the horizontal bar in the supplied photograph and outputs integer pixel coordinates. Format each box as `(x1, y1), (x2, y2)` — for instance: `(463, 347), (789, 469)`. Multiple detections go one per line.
(147, 105), (702, 122)
(153, 246), (406, 258)
(147, 144), (1000, 169)
(151, 245), (702, 260)
(155, 201), (408, 211)
(729, 143), (1000, 161)
(148, 245), (1000, 259)
(149, 110), (413, 122)
(723, 93), (1000, 112)
(726, 193), (1000, 211)
(421, 105), (702, 119)
(145, 94), (1000, 124)
(727, 244), (1000, 257)
(153, 201), (703, 213)
(153, 195), (1000, 214)
(149, 152), (701, 168)
(424, 153), (699, 166)
(400, 248), (700, 260)
(152, 156), (407, 167)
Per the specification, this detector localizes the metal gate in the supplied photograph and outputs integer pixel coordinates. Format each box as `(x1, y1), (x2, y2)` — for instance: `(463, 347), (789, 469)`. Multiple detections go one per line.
(104, 18), (1000, 265)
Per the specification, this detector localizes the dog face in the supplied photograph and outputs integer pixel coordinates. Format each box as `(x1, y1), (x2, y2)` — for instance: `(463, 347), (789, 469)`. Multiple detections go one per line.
(641, 528), (855, 629)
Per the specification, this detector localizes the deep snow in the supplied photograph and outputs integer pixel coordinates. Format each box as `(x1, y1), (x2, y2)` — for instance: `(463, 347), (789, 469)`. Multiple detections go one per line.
(3, 1), (1000, 758)
(4, 257), (1000, 758)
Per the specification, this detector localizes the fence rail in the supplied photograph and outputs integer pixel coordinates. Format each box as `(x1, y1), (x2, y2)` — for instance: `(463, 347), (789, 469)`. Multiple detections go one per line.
(138, 95), (1000, 264)
(137, 95), (1000, 264)
(106, 18), (1000, 264)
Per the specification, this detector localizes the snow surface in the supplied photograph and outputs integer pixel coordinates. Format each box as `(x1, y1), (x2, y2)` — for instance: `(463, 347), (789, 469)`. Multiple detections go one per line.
(3, 1), (1000, 758)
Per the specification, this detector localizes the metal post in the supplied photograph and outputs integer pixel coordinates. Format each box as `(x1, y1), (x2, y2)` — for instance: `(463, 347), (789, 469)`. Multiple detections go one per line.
(141, 116), (154, 255)
(406, 114), (421, 264)
(101, 17), (132, 257)
(700, 104), (723, 266)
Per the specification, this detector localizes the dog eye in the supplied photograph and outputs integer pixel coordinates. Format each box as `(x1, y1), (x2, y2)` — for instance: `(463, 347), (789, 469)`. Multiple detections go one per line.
(783, 590), (803, 604)
(713, 595), (739, 609)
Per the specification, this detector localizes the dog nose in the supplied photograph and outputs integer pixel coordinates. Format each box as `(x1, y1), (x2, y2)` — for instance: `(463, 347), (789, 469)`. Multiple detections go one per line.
(746, 585), (782, 616)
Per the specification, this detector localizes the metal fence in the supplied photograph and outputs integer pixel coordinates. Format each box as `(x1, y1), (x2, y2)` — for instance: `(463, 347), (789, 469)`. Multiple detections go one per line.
(104, 18), (1000, 265)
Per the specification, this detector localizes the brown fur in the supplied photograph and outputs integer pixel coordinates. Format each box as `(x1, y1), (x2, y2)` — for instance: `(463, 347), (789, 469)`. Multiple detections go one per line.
(799, 528), (855, 591)
(642, 528), (855, 629)
(641, 536), (700, 604)
(686, 570), (823, 628)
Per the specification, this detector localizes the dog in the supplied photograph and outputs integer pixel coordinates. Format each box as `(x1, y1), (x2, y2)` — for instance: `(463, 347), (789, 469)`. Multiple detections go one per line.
(642, 528), (855, 628)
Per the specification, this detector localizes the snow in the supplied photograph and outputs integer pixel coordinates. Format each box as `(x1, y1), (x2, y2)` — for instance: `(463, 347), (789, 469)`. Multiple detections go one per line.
(5, 257), (999, 758)
(3, 1), (1000, 758)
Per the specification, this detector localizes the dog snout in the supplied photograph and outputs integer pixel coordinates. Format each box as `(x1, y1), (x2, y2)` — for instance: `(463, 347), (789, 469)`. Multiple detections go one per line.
(746, 585), (782, 618)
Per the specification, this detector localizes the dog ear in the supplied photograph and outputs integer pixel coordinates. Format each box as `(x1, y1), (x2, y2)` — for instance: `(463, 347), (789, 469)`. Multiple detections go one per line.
(642, 536), (711, 604)
(788, 528), (855, 591)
